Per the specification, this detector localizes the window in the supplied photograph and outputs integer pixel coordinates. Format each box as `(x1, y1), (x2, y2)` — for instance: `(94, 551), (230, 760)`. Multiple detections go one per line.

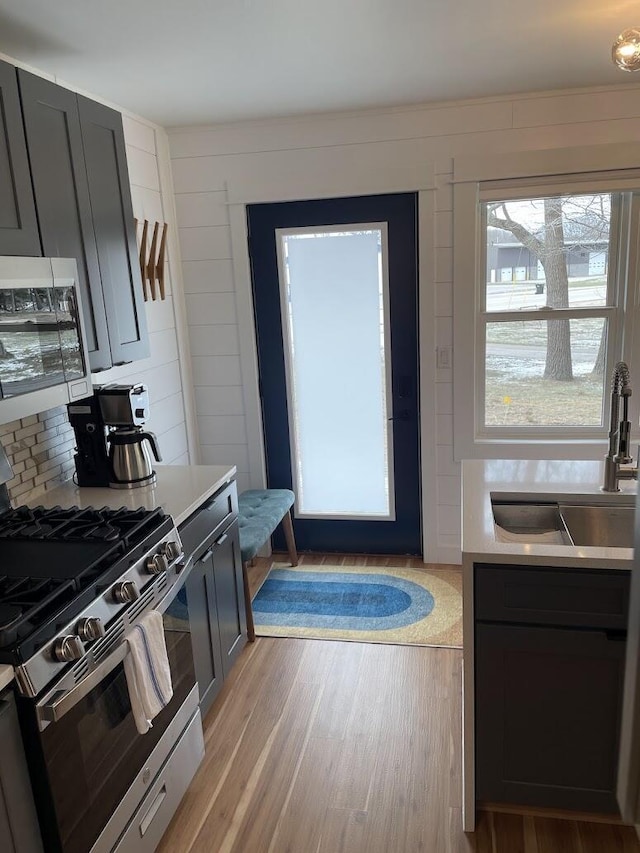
(481, 191), (620, 431)
(453, 154), (640, 460)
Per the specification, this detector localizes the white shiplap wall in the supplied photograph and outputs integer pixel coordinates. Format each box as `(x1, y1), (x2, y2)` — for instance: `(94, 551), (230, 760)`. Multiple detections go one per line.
(168, 82), (640, 563)
(173, 187), (250, 493)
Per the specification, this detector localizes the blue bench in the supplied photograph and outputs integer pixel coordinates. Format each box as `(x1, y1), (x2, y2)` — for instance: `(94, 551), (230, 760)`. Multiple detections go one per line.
(238, 488), (298, 641)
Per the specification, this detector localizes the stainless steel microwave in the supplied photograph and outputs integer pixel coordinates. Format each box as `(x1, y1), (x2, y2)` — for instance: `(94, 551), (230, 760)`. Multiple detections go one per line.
(0, 257), (92, 423)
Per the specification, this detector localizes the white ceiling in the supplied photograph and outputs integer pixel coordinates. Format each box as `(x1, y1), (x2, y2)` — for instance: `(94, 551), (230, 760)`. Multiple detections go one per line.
(0, 0), (637, 128)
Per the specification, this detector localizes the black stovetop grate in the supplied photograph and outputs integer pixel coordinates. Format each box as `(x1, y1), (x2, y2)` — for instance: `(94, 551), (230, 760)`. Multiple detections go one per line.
(0, 504), (170, 658)
(0, 504), (162, 546)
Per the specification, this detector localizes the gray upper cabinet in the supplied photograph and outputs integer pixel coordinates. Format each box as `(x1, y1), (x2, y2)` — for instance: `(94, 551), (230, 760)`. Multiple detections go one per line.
(17, 70), (149, 371)
(77, 96), (149, 366)
(0, 61), (40, 257)
(17, 70), (112, 371)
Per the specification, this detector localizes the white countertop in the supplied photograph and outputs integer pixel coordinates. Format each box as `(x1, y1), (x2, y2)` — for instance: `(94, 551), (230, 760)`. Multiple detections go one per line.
(462, 458), (636, 570)
(27, 464), (237, 527)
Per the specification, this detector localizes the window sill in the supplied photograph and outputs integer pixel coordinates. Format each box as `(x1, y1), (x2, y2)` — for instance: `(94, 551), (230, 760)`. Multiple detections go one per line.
(454, 438), (612, 463)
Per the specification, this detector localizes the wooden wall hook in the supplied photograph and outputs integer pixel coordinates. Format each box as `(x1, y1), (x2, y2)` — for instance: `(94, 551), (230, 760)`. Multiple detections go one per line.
(134, 217), (168, 302)
(139, 219), (149, 301)
(156, 222), (168, 300)
(146, 221), (159, 301)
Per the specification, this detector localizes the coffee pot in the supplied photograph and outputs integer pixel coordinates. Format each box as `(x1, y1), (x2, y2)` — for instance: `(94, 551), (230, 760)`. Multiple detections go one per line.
(107, 427), (162, 489)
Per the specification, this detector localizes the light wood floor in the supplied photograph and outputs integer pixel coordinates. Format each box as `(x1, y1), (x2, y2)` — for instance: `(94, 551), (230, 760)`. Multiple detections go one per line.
(158, 555), (639, 853)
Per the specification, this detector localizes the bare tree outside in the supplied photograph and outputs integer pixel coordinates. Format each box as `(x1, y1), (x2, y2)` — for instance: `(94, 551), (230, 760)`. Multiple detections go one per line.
(487, 194), (610, 381)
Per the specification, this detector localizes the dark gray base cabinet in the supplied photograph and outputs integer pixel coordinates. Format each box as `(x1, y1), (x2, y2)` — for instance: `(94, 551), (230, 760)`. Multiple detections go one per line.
(0, 690), (43, 852)
(185, 546), (225, 717)
(476, 622), (625, 812)
(214, 522), (248, 678)
(0, 60), (40, 257)
(181, 487), (247, 719)
(475, 563), (630, 814)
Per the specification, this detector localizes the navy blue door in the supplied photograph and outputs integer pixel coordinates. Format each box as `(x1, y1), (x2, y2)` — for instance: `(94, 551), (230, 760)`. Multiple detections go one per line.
(248, 194), (421, 555)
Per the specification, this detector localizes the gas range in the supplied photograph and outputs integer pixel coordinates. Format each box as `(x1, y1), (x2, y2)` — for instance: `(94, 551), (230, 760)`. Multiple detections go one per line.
(0, 503), (185, 699)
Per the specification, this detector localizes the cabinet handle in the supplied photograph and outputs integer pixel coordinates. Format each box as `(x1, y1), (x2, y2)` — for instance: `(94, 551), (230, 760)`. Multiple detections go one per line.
(215, 533), (228, 546)
(139, 784), (167, 836)
(605, 629), (627, 642)
(199, 548), (213, 564)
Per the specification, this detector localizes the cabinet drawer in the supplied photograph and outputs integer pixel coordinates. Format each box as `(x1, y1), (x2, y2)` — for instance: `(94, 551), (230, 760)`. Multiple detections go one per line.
(475, 563), (630, 630)
(179, 480), (238, 560)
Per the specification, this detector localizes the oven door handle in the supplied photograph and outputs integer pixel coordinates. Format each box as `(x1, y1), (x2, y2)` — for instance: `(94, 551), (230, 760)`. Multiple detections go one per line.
(36, 641), (129, 727)
(35, 558), (195, 729)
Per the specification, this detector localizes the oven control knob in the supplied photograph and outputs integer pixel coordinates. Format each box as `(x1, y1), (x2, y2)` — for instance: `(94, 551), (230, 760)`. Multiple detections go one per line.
(76, 617), (105, 642)
(113, 580), (140, 604)
(53, 635), (85, 663)
(146, 553), (169, 575)
(160, 540), (181, 561)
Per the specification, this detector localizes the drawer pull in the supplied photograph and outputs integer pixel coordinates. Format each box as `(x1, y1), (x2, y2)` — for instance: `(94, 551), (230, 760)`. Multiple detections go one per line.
(605, 629), (627, 642)
(216, 533), (228, 546)
(199, 548), (213, 564)
(139, 784), (167, 837)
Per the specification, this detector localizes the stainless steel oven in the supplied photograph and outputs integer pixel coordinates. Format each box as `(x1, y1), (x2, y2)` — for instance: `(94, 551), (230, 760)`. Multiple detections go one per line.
(24, 572), (204, 853)
(7, 513), (204, 853)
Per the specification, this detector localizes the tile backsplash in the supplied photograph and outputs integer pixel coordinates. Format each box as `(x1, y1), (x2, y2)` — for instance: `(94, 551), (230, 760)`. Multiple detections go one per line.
(0, 406), (76, 505)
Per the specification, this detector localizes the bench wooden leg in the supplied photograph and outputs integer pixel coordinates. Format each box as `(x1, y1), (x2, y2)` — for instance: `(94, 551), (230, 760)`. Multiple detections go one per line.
(242, 561), (256, 642)
(282, 509), (298, 567)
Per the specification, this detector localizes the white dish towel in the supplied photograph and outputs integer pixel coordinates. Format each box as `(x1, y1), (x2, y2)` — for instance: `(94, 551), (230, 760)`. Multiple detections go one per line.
(124, 610), (174, 734)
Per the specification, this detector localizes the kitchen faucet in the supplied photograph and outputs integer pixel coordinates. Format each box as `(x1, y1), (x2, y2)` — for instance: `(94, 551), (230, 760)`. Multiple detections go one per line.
(602, 361), (639, 492)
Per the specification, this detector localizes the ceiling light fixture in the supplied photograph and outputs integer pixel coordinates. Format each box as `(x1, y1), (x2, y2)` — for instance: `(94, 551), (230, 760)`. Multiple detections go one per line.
(612, 28), (640, 71)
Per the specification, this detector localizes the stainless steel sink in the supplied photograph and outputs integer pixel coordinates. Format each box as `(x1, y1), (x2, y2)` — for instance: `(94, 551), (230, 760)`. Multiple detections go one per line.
(559, 503), (635, 548)
(492, 498), (636, 548)
(492, 502), (566, 536)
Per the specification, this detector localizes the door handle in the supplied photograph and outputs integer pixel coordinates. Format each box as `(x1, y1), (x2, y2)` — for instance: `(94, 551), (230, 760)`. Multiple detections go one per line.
(388, 410), (411, 421)
(37, 642), (129, 727)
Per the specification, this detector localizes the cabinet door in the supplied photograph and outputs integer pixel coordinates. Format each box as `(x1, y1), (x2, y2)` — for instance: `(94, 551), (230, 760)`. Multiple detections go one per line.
(0, 692), (43, 852)
(77, 96), (149, 366)
(0, 62), (40, 257)
(476, 622), (626, 813)
(18, 71), (112, 371)
(212, 522), (247, 678)
(185, 552), (224, 718)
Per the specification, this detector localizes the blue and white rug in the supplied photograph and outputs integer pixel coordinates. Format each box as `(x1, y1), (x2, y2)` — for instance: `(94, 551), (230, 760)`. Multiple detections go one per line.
(252, 564), (462, 647)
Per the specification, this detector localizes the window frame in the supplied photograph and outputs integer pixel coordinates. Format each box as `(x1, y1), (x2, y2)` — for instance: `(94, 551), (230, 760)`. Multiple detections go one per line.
(452, 147), (640, 462)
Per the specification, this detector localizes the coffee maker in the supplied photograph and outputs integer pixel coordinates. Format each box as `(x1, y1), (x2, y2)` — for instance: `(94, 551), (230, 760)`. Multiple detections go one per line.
(68, 384), (162, 489)
(67, 393), (112, 487)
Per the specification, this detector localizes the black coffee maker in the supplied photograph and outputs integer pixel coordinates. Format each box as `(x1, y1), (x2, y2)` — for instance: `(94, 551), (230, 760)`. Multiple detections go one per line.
(67, 393), (111, 487)
(68, 384), (161, 488)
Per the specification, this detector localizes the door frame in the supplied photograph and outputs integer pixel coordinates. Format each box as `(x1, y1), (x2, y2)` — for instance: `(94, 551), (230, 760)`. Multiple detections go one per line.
(226, 166), (438, 561)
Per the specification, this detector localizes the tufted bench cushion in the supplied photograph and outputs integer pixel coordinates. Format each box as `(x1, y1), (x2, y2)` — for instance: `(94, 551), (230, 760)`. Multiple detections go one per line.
(238, 489), (298, 642)
(238, 488), (296, 563)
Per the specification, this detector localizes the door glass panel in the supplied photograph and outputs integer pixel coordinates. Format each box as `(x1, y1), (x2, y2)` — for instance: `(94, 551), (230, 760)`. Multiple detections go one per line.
(277, 224), (394, 519)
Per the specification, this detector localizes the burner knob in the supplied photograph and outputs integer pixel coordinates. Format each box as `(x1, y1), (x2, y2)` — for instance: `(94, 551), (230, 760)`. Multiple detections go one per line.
(146, 553), (169, 575)
(160, 540), (182, 561)
(76, 617), (105, 642)
(53, 635), (85, 663)
(113, 581), (140, 604)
